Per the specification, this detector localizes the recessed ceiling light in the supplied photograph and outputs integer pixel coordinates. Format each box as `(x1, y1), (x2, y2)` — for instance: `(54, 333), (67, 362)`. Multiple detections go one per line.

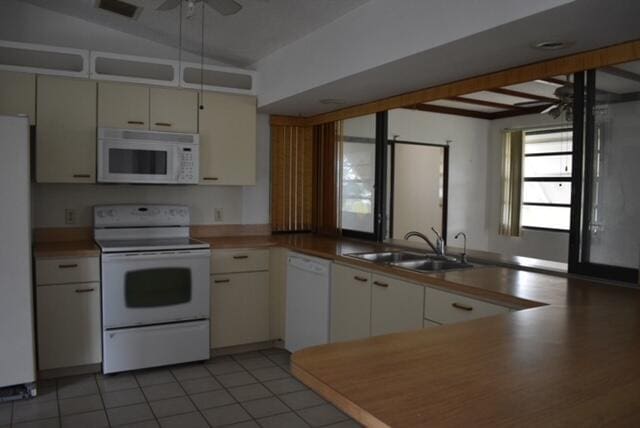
(531, 40), (574, 51)
(319, 98), (347, 106)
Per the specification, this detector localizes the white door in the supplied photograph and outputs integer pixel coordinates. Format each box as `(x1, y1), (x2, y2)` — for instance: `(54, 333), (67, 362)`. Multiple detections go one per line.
(330, 264), (371, 343)
(371, 274), (424, 336)
(101, 250), (210, 329)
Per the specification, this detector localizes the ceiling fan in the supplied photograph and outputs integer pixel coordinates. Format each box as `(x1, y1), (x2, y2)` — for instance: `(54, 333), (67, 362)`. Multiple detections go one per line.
(515, 76), (574, 121)
(156, 0), (251, 17)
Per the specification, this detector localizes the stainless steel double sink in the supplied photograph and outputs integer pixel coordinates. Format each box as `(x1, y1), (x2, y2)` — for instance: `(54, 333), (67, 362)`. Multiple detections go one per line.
(346, 250), (473, 272)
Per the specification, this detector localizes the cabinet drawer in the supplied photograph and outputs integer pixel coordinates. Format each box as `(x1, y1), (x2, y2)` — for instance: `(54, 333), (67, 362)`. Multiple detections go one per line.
(36, 257), (100, 285)
(424, 286), (509, 325)
(37, 282), (102, 370)
(211, 249), (269, 274)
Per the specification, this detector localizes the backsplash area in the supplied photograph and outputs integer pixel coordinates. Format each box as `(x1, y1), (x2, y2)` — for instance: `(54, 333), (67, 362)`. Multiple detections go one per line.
(31, 114), (270, 228)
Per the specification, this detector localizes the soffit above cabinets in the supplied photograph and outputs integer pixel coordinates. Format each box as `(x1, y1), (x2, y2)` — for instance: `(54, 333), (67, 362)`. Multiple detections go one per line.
(0, 40), (257, 95)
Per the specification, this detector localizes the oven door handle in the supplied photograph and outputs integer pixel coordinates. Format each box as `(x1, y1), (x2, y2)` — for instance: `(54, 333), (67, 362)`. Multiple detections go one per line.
(101, 249), (211, 262)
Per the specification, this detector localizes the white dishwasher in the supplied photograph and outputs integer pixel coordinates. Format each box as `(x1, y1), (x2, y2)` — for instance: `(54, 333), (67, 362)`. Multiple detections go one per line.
(285, 253), (332, 353)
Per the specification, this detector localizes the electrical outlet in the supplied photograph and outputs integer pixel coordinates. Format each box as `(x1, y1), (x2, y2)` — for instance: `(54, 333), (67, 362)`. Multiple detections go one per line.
(64, 209), (77, 225)
(214, 208), (223, 222)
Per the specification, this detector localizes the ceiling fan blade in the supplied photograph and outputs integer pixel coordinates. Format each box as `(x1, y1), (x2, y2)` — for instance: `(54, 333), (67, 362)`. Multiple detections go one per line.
(541, 104), (559, 114)
(514, 100), (552, 108)
(157, 0), (181, 11)
(205, 0), (242, 15)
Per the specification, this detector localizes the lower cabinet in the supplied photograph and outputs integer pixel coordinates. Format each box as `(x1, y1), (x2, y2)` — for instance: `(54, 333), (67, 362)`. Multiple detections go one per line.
(371, 274), (424, 336)
(211, 271), (270, 348)
(36, 282), (102, 370)
(330, 264), (372, 343)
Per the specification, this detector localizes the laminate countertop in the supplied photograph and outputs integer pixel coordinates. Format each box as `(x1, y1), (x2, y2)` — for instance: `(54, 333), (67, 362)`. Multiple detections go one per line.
(32, 241), (100, 258)
(273, 235), (640, 427)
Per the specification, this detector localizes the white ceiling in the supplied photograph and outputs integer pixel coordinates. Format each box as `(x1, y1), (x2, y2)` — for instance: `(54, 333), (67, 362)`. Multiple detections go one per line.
(261, 0), (640, 116)
(15, 0), (370, 67)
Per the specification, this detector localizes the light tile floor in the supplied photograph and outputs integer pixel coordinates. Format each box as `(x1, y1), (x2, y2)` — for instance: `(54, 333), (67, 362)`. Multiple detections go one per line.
(1, 349), (361, 428)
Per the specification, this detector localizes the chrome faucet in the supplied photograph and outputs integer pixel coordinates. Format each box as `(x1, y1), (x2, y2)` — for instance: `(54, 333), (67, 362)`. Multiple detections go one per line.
(454, 232), (468, 264)
(404, 228), (445, 256)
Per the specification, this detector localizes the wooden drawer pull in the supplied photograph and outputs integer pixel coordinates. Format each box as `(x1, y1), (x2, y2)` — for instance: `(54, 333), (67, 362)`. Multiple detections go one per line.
(58, 264), (78, 269)
(203, 177), (219, 181)
(353, 276), (368, 282)
(232, 255), (249, 260)
(75, 288), (95, 293)
(72, 174), (90, 178)
(452, 302), (473, 311)
(127, 120), (145, 125)
(373, 281), (389, 288)
(214, 279), (230, 284)
(155, 122), (172, 127)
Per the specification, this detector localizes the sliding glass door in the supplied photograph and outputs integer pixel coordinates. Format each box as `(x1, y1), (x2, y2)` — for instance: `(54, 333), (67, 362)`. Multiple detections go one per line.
(569, 63), (640, 283)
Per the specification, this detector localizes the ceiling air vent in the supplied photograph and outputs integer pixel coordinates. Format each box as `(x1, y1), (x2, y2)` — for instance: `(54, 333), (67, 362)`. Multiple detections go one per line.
(97, 0), (141, 19)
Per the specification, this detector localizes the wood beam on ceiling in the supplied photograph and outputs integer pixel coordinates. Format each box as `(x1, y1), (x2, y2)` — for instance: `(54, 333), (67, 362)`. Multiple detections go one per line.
(270, 115), (311, 127)
(488, 105), (551, 119)
(488, 88), (557, 102)
(447, 96), (519, 110)
(600, 66), (640, 83)
(305, 39), (640, 125)
(404, 104), (493, 119)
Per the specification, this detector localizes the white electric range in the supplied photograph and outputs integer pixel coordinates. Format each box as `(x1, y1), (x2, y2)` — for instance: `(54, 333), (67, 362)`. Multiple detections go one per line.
(94, 205), (211, 374)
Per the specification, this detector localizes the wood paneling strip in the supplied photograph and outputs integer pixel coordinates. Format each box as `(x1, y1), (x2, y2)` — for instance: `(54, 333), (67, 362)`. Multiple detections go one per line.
(271, 122), (315, 232)
(315, 122), (340, 235)
(305, 39), (640, 125)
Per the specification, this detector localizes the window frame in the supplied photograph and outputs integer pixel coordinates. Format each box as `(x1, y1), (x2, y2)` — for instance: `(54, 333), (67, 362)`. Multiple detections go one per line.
(521, 127), (574, 233)
(340, 112), (388, 241)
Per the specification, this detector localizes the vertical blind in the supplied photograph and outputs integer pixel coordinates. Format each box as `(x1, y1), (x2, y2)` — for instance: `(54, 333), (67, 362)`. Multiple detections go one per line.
(271, 124), (315, 232)
(270, 118), (341, 235)
(499, 130), (524, 236)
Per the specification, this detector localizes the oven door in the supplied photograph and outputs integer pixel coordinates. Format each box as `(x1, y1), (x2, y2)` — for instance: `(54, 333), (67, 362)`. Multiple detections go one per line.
(98, 139), (178, 184)
(101, 249), (210, 329)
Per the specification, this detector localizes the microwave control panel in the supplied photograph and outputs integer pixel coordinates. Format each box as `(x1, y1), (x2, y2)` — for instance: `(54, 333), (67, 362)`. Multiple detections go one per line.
(177, 145), (199, 184)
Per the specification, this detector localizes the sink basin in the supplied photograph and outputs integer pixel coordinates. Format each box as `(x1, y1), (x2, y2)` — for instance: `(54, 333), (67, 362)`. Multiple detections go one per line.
(391, 259), (473, 272)
(347, 251), (428, 264)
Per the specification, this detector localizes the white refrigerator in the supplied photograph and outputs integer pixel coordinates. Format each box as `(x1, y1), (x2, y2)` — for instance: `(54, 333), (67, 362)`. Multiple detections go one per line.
(0, 115), (36, 395)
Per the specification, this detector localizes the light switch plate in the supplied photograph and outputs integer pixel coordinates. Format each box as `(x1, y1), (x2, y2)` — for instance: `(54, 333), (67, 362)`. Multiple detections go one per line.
(64, 208), (76, 225)
(214, 208), (223, 222)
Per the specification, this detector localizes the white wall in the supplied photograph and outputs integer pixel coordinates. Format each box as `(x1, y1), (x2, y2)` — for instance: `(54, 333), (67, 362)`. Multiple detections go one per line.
(486, 113), (570, 262)
(388, 109), (490, 251)
(254, 0), (572, 109)
(32, 114), (270, 228)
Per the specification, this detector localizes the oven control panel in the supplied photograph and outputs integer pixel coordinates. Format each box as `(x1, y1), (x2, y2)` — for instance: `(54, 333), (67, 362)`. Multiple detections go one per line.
(94, 205), (191, 228)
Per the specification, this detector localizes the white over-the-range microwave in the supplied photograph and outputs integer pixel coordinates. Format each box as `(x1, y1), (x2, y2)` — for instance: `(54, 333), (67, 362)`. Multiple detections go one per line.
(97, 128), (199, 184)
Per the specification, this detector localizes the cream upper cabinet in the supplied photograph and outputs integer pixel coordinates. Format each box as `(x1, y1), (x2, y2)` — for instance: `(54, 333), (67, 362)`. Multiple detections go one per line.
(36, 76), (97, 183)
(210, 271), (270, 349)
(0, 71), (36, 124)
(330, 264), (372, 343)
(98, 82), (149, 129)
(199, 92), (256, 185)
(371, 273), (424, 336)
(150, 87), (198, 133)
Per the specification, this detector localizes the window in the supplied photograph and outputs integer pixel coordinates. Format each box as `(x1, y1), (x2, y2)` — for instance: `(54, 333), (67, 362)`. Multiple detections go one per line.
(341, 139), (376, 233)
(521, 128), (573, 231)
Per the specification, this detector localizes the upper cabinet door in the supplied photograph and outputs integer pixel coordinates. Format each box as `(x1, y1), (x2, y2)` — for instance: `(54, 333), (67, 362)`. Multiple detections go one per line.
(36, 76), (97, 183)
(98, 82), (149, 130)
(0, 71), (36, 125)
(149, 87), (198, 133)
(199, 92), (256, 185)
